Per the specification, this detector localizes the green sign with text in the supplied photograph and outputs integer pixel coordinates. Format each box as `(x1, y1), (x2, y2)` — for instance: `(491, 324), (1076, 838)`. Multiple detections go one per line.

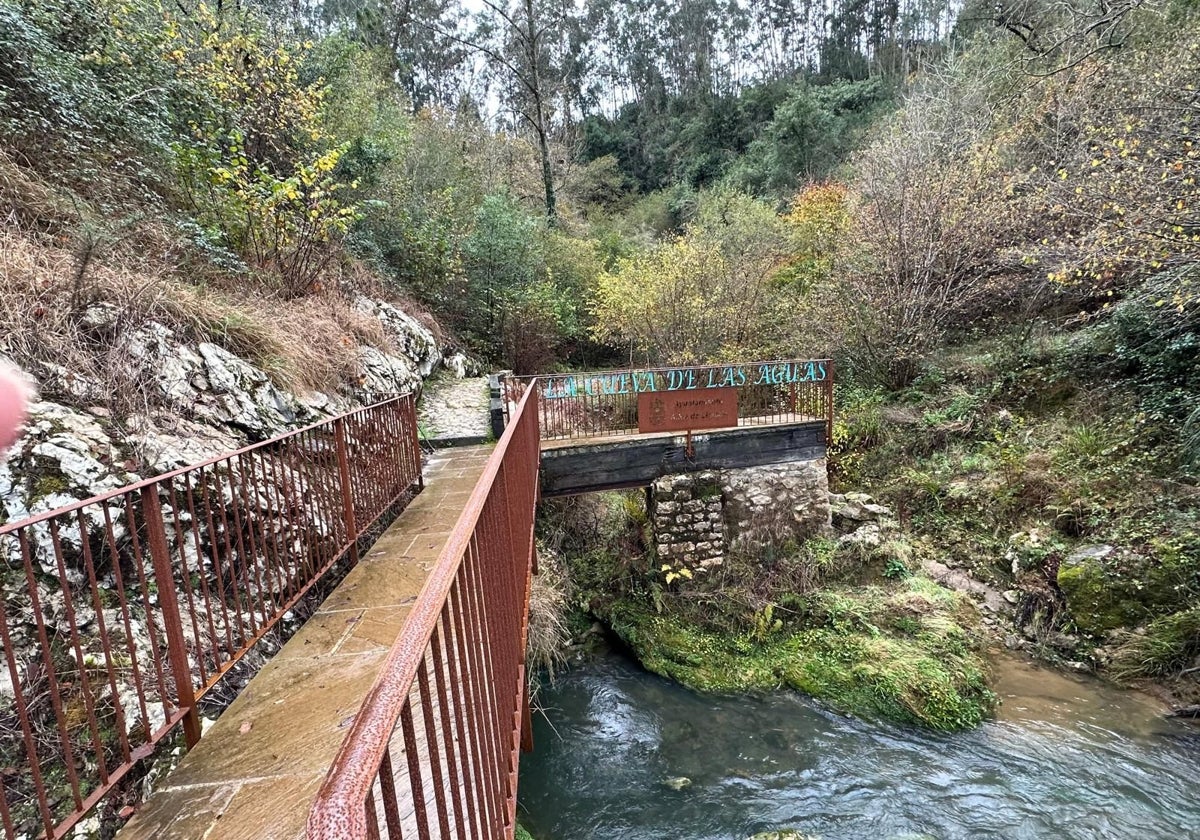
(540, 361), (827, 400)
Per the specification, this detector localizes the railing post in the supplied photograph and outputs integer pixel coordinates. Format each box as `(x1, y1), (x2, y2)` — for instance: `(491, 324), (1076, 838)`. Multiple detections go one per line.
(408, 395), (424, 490)
(521, 384), (538, 753)
(531, 386), (540, 575)
(824, 358), (836, 446)
(490, 373), (509, 439)
(334, 417), (359, 565)
(139, 485), (202, 749)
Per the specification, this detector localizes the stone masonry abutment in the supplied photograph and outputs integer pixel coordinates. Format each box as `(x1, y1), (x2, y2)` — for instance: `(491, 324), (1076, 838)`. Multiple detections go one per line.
(650, 458), (832, 572)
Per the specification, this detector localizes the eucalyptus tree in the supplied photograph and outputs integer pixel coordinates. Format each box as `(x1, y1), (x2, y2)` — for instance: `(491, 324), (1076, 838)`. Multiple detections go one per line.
(470, 0), (569, 224)
(313, 0), (472, 108)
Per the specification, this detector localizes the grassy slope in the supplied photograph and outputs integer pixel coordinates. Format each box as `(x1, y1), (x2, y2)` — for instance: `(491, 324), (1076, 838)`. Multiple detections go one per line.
(0, 154), (442, 419)
(833, 324), (1200, 702)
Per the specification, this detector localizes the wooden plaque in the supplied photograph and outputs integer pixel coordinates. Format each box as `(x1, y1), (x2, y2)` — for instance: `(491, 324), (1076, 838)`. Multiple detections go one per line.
(637, 387), (739, 434)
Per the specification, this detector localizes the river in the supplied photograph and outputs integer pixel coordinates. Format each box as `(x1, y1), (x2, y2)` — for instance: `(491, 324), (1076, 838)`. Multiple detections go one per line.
(516, 649), (1198, 840)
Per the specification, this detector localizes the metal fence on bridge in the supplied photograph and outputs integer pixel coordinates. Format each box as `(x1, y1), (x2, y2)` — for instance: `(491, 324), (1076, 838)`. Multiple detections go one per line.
(504, 358), (834, 443)
(307, 382), (540, 840)
(0, 395), (422, 840)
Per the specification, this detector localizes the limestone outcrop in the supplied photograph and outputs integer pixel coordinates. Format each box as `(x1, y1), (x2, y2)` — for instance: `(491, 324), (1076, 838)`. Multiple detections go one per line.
(1, 297), (462, 532)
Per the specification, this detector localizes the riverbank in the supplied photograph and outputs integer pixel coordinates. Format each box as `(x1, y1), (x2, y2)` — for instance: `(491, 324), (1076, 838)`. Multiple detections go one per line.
(606, 575), (996, 731)
(539, 492), (999, 732)
(830, 327), (1200, 712)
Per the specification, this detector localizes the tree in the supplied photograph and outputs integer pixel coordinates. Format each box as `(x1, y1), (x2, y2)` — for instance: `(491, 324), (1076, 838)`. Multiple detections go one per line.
(961, 0), (1148, 74)
(1016, 17), (1200, 305)
(466, 0), (563, 224)
(816, 44), (1022, 387)
(591, 189), (799, 363)
(727, 80), (879, 194)
(168, 6), (361, 295)
(457, 191), (584, 369)
(462, 191), (538, 341)
(305, 0), (471, 109)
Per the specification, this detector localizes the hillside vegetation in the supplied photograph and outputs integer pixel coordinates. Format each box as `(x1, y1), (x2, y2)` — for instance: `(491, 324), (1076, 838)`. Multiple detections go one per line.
(3, 0), (1198, 721)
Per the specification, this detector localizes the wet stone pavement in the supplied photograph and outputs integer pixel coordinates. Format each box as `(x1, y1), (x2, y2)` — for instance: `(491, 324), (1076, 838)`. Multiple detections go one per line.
(115, 446), (492, 840)
(417, 375), (491, 443)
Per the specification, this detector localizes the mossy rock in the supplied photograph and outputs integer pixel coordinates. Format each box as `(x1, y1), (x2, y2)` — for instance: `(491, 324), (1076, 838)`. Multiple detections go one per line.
(609, 605), (781, 692)
(1056, 548), (1191, 637)
(779, 628), (991, 730)
(608, 577), (995, 731)
(1056, 558), (1139, 635)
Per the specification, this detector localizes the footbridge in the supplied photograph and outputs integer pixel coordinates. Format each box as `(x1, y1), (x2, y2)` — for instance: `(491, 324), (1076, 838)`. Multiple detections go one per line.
(506, 360), (833, 496)
(0, 359), (832, 840)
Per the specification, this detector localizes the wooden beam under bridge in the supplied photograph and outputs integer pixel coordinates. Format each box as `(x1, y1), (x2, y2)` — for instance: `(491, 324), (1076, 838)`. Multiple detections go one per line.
(540, 420), (827, 497)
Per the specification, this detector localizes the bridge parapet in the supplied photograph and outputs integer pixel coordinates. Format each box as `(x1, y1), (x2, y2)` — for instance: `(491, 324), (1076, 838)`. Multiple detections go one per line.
(307, 383), (541, 840)
(503, 358), (834, 444)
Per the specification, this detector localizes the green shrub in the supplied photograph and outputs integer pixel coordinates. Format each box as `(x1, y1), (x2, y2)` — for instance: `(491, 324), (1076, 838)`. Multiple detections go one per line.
(1060, 268), (1200, 424)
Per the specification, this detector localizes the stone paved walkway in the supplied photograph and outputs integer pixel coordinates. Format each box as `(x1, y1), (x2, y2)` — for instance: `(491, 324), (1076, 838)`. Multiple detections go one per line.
(115, 446), (492, 840)
(417, 374), (491, 443)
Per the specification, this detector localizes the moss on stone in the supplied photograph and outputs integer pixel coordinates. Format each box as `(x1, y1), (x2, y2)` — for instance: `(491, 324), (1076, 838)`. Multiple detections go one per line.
(694, 477), (723, 501)
(32, 471), (70, 498)
(1056, 553), (1191, 637)
(1056, 560), (1136, 635)
(608, 576), (995, 731)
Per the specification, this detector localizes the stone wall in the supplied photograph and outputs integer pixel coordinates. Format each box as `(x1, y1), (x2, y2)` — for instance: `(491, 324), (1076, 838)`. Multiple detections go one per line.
(652, 473), (727, 571)
(722, 459), (832, 553)
(649, 458), (832, 571)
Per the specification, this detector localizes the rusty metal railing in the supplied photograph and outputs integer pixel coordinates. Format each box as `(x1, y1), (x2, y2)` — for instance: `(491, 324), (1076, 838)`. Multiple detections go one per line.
(307, 382), (540, 840)
(0, 395), (423, 840)
(504, 359), (835, 442)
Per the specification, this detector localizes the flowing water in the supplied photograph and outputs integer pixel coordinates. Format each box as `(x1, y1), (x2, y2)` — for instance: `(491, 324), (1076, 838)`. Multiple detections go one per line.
(517, 649), (1199, 840)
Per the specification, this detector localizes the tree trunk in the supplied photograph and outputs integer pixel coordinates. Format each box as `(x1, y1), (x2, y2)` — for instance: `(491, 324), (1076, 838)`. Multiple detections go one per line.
(523, 0), (558, 226)
(535, 118), (557, 225)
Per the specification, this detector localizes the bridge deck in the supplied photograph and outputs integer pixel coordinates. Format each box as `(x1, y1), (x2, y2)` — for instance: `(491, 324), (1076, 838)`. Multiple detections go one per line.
(115, 446), (492, 840)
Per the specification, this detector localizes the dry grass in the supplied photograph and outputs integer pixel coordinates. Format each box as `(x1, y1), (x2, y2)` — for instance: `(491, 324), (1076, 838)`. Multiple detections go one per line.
(0, 149), (424, 408)
(527, 544), (571, 682)
(0, 212), (402, 419)
(341, 259), (449, 346)
(156, 281), (389, 393)
(0, 150), (77, 233)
